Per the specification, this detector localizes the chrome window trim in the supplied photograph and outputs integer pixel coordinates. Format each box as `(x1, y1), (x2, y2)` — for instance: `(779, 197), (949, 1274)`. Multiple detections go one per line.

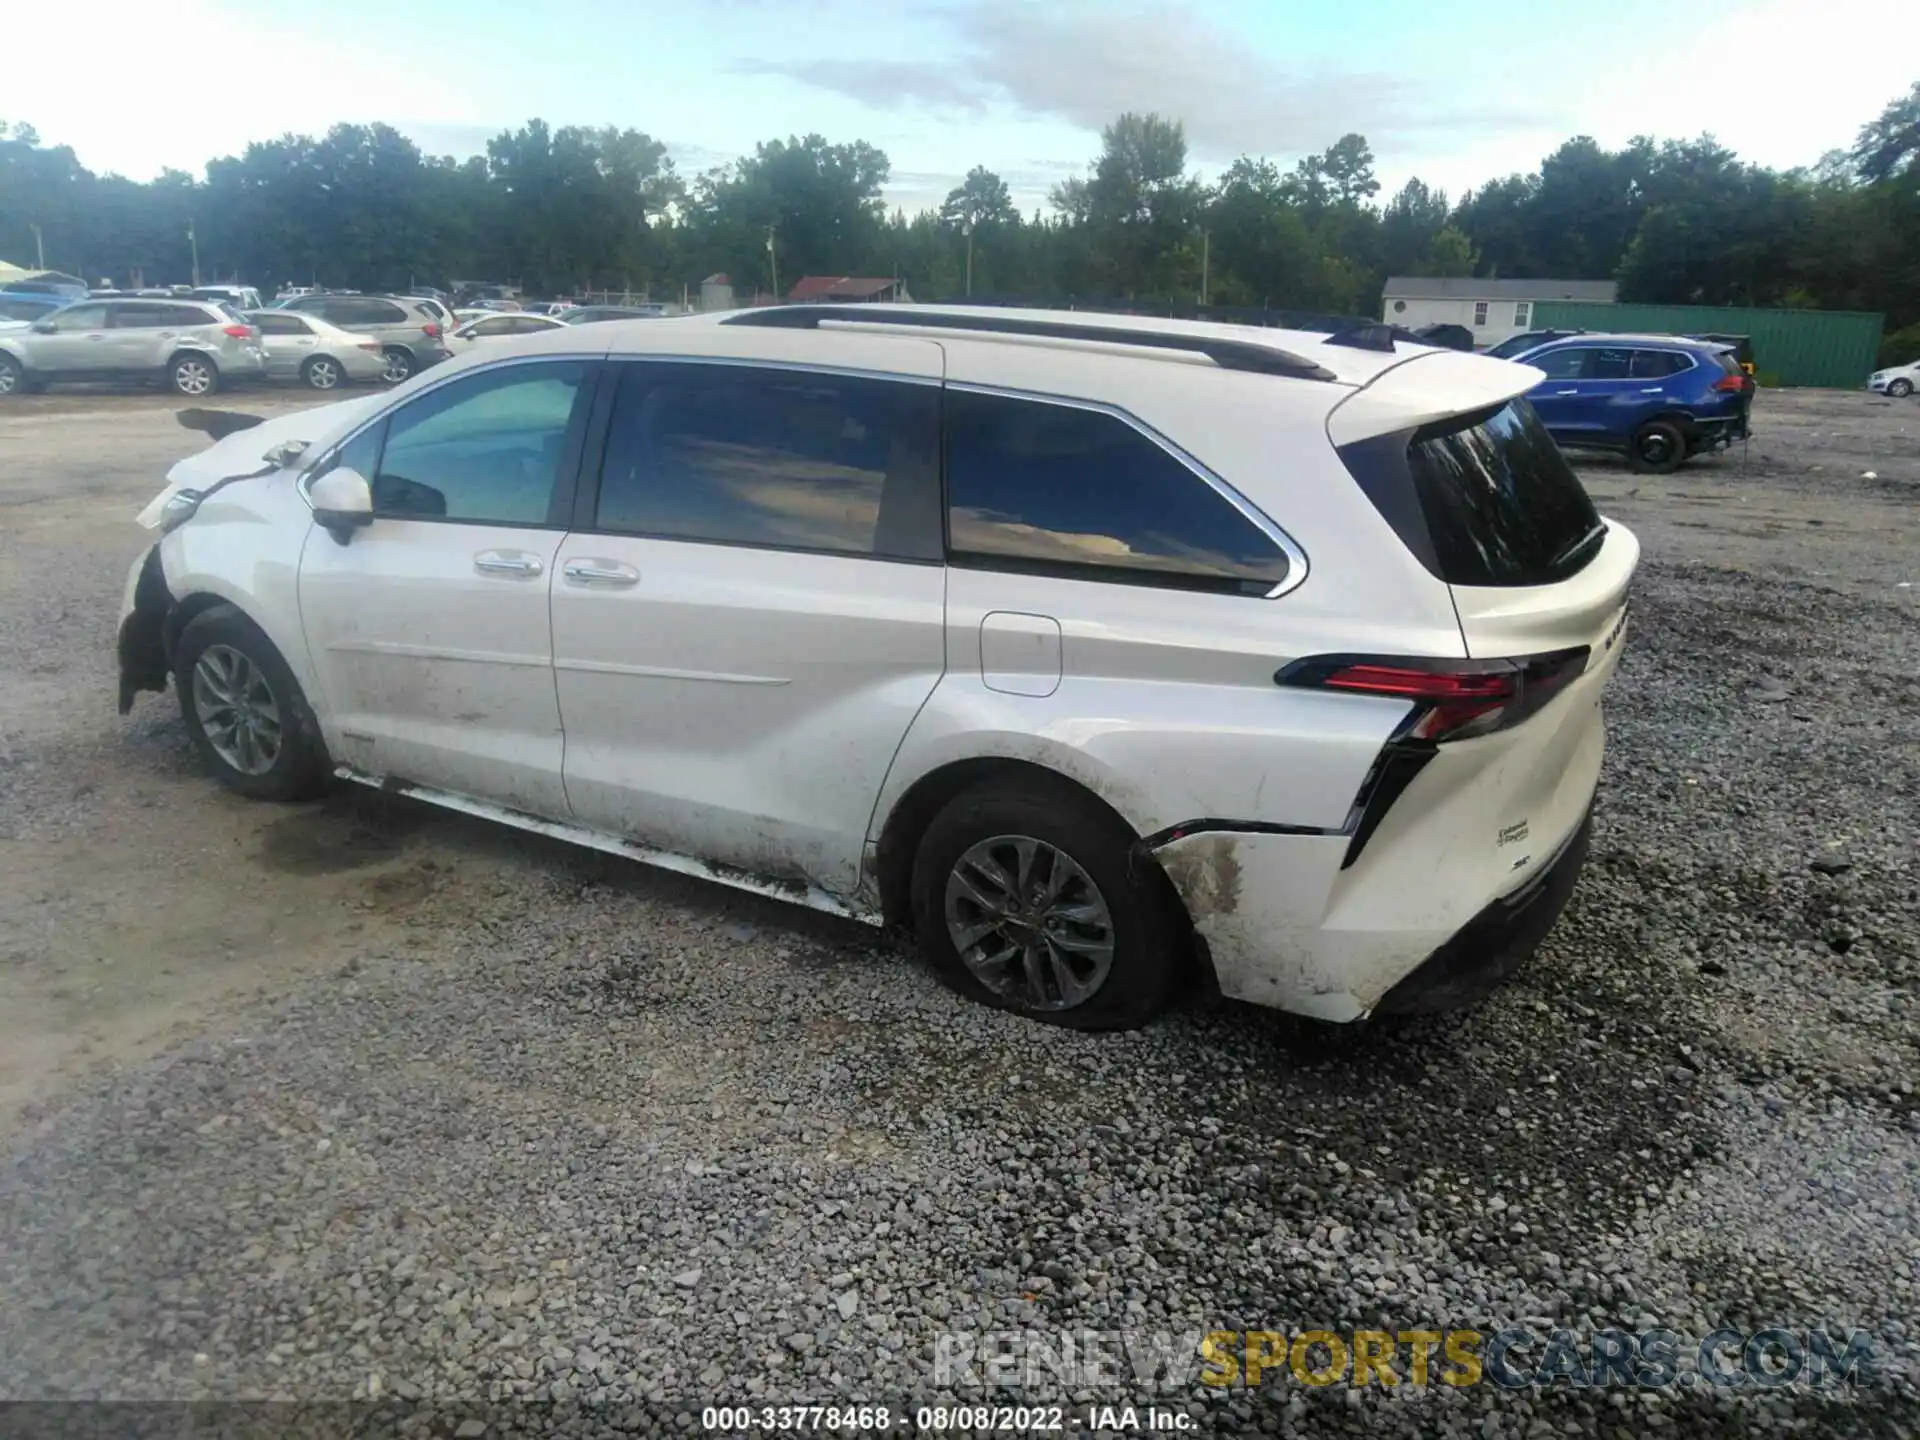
(944, 379), (1310, 599)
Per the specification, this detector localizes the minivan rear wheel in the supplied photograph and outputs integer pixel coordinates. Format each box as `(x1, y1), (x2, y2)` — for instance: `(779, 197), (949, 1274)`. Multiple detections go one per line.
(910, 779), (1183, 1029)
(175, 605), (330, 802)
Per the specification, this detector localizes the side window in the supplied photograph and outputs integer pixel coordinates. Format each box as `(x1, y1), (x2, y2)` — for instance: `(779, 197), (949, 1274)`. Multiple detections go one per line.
(945, 390), (1288, 595)
(1472, 301), (1489, 326)
(1589, 347), (1633, 380)
(255, 314), (308, 336)
(1513, 301), (1531, 327)
(471, 317), (514, 337)
(1530, 348), (1587, 380)
(1630, 350), (1688, 378)
(48, 303), (110, 332)
(373, 361), (591, 525)
(324, 420), (386, 484)
(365, 300), (409, 325)
(592, 362), (941, 560)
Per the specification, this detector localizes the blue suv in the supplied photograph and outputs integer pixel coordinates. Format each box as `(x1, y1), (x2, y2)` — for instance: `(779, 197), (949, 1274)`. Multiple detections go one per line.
(1513, 334), (1753, 473)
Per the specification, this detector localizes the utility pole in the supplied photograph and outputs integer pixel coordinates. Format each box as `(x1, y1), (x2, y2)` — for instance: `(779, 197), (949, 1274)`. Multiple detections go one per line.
(187, 219), (201, 287)
(766, 226), (779, 301)
(963, 220), (974, 297)
(30, 223), (45, 270)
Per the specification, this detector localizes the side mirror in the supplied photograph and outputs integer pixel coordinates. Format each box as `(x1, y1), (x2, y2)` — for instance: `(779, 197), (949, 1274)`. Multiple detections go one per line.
(310, 466), (374, 545)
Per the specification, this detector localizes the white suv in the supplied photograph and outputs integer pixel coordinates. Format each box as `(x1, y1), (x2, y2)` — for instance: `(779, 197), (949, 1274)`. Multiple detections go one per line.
(116, 306), (1637, 1029)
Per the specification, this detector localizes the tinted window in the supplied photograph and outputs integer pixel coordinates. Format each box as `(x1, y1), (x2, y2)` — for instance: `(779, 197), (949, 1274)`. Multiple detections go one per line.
(373, 361), (590, 525)
(46, 303), (110, 332)
(1529, 347), (1587, 380)
(113, 303), (213, 328)
(594, 362), (941, 560)
(469, 316), (516, 336)
(1588, 347), (1633, 380)
(945, 390), (1287, 595)
(1630, 350), (1689, 379)
(253, 313), (310, 336)
(1399, 400), (1602, 587)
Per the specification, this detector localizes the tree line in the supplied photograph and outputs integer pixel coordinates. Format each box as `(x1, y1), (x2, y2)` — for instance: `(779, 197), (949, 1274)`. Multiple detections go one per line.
(2, 81), (1916, 359)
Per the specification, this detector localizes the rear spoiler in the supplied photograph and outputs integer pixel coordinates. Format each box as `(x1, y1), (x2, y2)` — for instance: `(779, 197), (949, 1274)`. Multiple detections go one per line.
(1324, 350), (1545, 447)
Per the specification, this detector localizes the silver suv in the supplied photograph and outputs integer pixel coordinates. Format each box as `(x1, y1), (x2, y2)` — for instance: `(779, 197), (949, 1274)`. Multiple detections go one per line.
(0, 297), (268, 397)
(274, 294), (451, 383)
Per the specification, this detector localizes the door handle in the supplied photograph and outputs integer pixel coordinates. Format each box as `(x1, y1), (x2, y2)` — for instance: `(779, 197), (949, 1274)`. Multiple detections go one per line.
(474, 551), (543, 578)
(1553, 388), (1578, 395)
(87, 334), (107, 342)
(1639, 387), (1664, 393)
(563, 559), (640, 588)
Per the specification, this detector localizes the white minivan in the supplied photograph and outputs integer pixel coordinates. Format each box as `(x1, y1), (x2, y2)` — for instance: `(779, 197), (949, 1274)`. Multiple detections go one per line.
(116, 306), (1636, 1029)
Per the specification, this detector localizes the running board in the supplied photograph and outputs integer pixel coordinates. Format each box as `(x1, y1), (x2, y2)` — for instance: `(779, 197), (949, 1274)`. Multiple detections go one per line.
(334, 767), (876, 924)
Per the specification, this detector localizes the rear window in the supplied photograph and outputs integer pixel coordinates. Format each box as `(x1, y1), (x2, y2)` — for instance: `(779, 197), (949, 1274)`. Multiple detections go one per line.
(1341, 399), (1603, 588)
(1709, 350), (1744, 376)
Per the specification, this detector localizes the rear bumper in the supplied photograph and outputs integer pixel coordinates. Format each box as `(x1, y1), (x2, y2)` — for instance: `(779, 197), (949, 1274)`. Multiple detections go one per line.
(1372, 809), (1591, 1015)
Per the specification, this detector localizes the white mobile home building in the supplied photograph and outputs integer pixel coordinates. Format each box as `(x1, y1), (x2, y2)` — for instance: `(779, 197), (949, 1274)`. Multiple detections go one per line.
(1383, 277), (1618, 348)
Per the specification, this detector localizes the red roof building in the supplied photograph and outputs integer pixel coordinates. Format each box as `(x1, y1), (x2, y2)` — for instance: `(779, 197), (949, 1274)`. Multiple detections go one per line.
(786, 276), (914, 303)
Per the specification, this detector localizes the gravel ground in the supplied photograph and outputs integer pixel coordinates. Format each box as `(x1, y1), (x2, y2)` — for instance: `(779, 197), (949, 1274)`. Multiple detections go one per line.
(0, 386), (1916, 1437)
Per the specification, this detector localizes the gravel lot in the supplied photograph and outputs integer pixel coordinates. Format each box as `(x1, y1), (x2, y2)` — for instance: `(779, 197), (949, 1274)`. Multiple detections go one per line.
(0, 386), (1916, 1436)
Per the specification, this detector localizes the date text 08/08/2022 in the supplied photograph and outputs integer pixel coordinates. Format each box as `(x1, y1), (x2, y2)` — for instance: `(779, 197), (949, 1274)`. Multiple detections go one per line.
(700, 1404), (1193, 1432)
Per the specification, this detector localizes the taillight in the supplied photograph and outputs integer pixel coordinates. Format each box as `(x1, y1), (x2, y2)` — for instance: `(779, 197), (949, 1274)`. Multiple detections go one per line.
(1277, 648), (1590, 743)
(222, 324), (254, 339)
(423, 322), (442, 339)
(1712, 374), (1747, 393)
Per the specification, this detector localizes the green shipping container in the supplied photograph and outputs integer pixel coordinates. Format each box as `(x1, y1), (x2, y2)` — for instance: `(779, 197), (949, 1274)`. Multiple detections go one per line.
(1528, 301), (1884, 389)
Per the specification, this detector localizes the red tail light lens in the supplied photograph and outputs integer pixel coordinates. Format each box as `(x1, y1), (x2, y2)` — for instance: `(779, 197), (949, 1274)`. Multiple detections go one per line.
(1712, 374), (1748, 393)
(222, 324), (254, 339)
(423, 322), (442, 339)
(1278, 648), (1591, 742)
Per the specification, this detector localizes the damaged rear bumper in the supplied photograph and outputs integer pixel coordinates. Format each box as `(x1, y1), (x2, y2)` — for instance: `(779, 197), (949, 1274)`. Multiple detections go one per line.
(117, 546), (173, 714)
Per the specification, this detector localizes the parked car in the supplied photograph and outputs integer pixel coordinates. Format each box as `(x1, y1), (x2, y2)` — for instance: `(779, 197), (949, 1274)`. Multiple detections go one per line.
(1412, 322), (1475, 352)
(1868, 359), (1917, 398)
(115, 305), (1636, 1031)
(191, 284), (265, 313)
(275, 285), (321, 303)
(408, 296), (457, 334)
(561, 305), (667, 325)
(273, 293), (451, 382)
(0, 293), (68, 324)
(246, 310), (390, 389)
(1485, 328), (1587, 360)
(1, 273), (89, 301)
(1512, 334), (1753, 472)
(452, 307), (495, 327)
(0, 296), (266, 397)
(447, 312), (567, 348)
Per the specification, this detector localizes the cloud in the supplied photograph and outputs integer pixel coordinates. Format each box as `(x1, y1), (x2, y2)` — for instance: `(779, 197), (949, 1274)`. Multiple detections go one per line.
(740, 0), (1554, 164)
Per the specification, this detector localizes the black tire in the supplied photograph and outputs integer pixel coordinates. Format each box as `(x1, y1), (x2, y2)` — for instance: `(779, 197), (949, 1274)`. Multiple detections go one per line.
(174, 605), (330, 802)
(1629, 418), (1687, 474)
(910, 777), (1184, 1029)
(1890, 379), (1914, 399)
(0, 354), (24, 397)
(168, 352), (220, 398)
(380, 346), (414, 384)
(301, 354), (344, 390)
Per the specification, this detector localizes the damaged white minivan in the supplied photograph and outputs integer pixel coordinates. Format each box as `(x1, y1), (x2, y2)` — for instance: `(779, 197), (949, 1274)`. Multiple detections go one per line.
(117, 306), (1636, 1029)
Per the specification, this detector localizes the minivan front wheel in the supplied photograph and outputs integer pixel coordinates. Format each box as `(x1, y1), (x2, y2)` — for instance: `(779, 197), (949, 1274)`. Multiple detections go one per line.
(175, 605), (329, 802)
(1629, 418), (1687, 474)
(169, 353), (219, 397)
(911, 779), (1182, 1029)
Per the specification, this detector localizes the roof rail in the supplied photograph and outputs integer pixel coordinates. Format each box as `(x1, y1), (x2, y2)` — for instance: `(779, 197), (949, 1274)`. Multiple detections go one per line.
(723, 305), (1338, 381)
(1323, 323), (1400, 353)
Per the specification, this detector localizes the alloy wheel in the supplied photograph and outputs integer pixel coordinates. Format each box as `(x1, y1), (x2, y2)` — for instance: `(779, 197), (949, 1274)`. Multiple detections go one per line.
(943, 834), (1116, 1011)
(0, 361), (19, 395)
(381, 349), (412, 384)
(191, 644), (283, 776)
(1637, 430), (1675, 466)
(173, 359), (214, 396)
(307, 358), (340, 390)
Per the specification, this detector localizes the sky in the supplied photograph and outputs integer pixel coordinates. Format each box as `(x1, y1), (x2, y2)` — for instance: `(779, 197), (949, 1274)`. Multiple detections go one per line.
(7, 0), (1907, 214)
